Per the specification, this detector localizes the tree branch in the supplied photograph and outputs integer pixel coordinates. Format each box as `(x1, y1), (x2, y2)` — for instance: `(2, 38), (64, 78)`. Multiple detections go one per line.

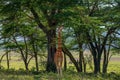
(27, 56), (34, 65)
(12, 35), (26, 62)
(30, 7), (48, 33)
(62, 43), (80, 71)
(89, 0), (99, 16)
(100, 27), (117, 53)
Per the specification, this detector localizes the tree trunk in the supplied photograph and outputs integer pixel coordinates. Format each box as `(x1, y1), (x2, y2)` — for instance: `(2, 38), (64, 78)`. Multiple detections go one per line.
(102, 51), (107, 73)
(97, 57), (101, 73)
(0, 53), (6, 69)
(35, 53), (39, 72)
(89, 46), (101, 74)
(32, 41), (39, 72)
(93, 57), (98, 74)
(62, 44), (80, 72)
(64, 53), (67, 71)
(93, 56), (101, 74)
(46, 29), (56, 72)
(78, 42), (83, 72)
(103, 63), (108, 73)
(6, 51), (9, 69)
(83, 57), (86, 73)
(24, 60), (29, 71)
(97, 52), (102, 73)
(79, 50), (83, 72)
(102, 45), (111, 73)
(83, 63), (86, 73)
(30, 6), (58, 72)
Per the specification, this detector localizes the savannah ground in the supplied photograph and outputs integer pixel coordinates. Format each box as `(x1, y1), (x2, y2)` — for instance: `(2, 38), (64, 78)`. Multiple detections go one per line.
(0, 52), (120, 80)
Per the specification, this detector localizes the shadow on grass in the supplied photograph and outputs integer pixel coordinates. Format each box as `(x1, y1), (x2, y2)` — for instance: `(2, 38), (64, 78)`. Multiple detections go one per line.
(0, 69), (120, 80)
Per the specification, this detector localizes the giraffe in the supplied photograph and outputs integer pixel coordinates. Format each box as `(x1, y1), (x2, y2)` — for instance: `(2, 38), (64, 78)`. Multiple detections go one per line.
(54, 26), (63, 77)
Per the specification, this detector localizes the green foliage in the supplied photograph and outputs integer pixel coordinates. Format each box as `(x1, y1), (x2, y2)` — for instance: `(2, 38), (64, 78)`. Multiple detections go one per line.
(0, 0), (120, 74)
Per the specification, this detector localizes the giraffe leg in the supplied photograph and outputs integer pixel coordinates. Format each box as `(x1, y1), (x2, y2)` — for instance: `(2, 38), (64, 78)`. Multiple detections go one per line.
(60, 67), (62, 77)
(57, 67), (61, 80)
(60, 60), (62, 77)
(57, 67), (59, 74)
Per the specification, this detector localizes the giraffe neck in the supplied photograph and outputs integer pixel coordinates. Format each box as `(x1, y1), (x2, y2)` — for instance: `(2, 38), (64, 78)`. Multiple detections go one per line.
(56, 26), (63, 51)
(58, 32), (62, 49)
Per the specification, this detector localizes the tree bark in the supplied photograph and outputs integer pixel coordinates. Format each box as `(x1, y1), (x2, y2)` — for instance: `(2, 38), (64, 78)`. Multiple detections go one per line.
(64, 53), (67, 71)
(82, 56), (86, 73)
(46, 29), (56, 72)
(98, 56), (101, 73)
(34, 52), (39, 72)
(78, 43), (83, 72)
(0, 53), (6, 69)
(62, 44), (80, 72)
(103, 48), (107, 73)
(32, 41), (39, 72)
(102, 43), (111, 73)
(24, 60), (29, 70)
(79, 49), (83, 72)
(6, 51), (9, 69)
(93, 56), (98, 74)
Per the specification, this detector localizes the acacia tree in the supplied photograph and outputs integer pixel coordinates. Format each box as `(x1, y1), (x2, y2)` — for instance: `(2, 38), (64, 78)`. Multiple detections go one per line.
(0, 4), (46, 70)
(28, 28), (46, 72)
(102, 0), (120, 73)
(0, 0), (80, 72)
(62, 0), (120, 73)
(0, 20), (46, 71)
(84, 0), (120, 73)
(27, 0), (80, 72)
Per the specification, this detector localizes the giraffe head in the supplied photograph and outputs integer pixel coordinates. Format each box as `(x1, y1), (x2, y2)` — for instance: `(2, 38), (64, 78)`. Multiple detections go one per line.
(58, 26), (63, 32)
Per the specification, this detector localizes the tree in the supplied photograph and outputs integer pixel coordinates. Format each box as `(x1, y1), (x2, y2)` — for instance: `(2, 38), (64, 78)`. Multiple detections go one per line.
(26, 0), (79, 72)
(85, 0), (120, 73)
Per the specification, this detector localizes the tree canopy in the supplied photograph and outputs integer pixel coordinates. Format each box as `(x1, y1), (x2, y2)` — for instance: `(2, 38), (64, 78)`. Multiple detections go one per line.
(0, 0), (120, 74)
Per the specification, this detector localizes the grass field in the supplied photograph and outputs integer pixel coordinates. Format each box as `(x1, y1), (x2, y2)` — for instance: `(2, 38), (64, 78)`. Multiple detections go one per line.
(0, 69), (120, 80)
(0, 52), (120, 80)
